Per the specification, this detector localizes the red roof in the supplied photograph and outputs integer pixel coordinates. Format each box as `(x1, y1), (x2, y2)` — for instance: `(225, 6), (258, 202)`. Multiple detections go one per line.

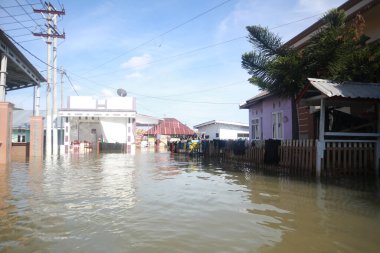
(145, 118), (195, 136)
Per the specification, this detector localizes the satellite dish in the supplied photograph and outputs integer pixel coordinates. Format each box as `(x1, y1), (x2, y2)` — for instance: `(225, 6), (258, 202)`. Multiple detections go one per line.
(117, 88), (127, 97)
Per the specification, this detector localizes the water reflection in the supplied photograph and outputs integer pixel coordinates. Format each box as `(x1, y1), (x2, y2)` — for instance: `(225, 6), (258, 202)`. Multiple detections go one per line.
(0, 152), (380, 252)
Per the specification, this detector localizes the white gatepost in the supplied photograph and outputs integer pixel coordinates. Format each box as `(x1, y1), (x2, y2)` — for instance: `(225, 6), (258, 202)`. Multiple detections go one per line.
(316, 98), (326, 177)
(64, 119), (70, 153)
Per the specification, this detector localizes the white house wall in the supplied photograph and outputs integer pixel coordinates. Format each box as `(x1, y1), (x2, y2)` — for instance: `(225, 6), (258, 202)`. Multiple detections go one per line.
(220, 127), (248, 140)
(197, 124), (220, 139)
(197, 123), (249, 140)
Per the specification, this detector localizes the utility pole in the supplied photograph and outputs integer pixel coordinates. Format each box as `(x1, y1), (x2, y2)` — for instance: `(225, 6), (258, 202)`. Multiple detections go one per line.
(60, 66), (65, 152)
(33, 2), (65, 156)
(52, 14), (58, 155)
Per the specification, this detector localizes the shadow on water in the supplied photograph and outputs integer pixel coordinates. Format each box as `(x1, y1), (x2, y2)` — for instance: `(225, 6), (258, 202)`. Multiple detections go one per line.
(192, 156), (380, 253)
(201, 156), (380, 197)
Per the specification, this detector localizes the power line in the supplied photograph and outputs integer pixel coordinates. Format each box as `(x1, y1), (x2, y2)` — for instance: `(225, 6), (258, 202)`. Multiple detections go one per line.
(0, 11), (38, 18)
(16, 0), (45, 32)
(64, 72), (79, 95)
(0, 17), (44, 26)
(18, 38), (41, 43)
(1, 26), (35, 31)
(85, 0), (234, 72)
(0, 4), (36, 34)
(0, 2), (39, 8)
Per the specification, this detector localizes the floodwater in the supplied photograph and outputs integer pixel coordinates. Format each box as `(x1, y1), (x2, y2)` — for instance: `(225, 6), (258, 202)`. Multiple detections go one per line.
(1, 151), (380, 253)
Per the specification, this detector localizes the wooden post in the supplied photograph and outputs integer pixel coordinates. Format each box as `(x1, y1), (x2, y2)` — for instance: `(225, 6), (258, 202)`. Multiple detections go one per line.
(376, 104), (380, 177)
(316, 98), (326, 177)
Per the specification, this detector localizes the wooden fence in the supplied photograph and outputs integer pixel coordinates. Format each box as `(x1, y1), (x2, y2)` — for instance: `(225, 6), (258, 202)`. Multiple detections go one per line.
(279, 139), (315, 174)
(323, 142), (375, 176)
(203, 139), (377, 177)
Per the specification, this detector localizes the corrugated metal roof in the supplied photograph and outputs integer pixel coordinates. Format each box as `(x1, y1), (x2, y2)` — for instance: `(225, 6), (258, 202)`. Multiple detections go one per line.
(194, 120), (248, 129)
(145, 118), (194, 136)
(308, 78), (380, 99)
(239, 90), (271, 109)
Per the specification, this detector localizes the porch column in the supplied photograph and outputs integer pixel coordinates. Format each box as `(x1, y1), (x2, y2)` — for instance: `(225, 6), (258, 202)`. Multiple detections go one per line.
(0, 53), (8, 102)
(316, 98), (326, 177)
(376, 104), (380, 177)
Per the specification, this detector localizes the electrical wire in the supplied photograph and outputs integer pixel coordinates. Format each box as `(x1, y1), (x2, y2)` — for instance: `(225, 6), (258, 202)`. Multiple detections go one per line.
(16, 0), (45, 32)
(64, 72), (79, 95)
(91, 36), (244, 78)
(85, 0), (234, 72)
(0, 2), (39, 8)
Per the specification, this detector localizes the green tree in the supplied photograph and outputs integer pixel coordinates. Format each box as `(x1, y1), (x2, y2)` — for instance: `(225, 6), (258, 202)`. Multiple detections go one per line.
(241, 9), (380, 97)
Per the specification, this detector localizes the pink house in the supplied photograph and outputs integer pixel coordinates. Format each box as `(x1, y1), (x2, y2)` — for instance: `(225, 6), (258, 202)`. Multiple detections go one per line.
(240, 91), (296, 140)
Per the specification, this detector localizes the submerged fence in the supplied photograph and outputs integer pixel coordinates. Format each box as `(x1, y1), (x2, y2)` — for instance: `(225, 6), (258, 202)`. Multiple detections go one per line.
(201, 139), (376, 176)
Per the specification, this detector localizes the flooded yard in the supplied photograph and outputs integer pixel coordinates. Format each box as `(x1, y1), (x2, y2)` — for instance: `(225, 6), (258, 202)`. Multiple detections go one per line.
(1, 151), (380, 252)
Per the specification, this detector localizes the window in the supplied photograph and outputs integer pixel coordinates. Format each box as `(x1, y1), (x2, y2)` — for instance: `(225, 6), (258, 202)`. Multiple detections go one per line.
(272, 111), (283, 139)
(237, 133), (249, 138)
(216, 133), (219, 138)
(251, 118), (261, 140)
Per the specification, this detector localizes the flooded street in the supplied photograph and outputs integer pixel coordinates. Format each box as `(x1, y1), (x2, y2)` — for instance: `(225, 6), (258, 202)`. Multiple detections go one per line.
(1, 151), (380, 253)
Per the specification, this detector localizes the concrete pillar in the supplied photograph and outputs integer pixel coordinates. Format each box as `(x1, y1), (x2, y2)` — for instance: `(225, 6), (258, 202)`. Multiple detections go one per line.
(0, 102), (14, 165)
(29, 116), (44, 158)
(0, 54), (8, 102)
(316, 98), (326, 177)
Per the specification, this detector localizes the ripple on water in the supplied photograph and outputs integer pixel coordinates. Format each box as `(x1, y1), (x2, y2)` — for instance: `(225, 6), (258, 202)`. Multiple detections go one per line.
(1, 153), (380, 252)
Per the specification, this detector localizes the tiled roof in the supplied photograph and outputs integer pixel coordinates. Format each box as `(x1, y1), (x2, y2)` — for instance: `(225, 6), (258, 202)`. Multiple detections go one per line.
(145, 118), (195, 136)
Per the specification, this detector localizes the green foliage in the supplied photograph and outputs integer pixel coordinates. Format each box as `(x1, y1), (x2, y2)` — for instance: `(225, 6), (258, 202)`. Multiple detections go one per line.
(242, 9), (380, 96)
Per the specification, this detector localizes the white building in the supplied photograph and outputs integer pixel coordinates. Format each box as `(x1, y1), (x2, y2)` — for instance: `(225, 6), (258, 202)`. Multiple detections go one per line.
(194, 120), (249, 140)
(59, 96), (136, 152)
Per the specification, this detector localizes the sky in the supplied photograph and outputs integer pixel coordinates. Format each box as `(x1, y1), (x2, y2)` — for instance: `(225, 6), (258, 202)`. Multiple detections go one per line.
(1, 0), (346, 128)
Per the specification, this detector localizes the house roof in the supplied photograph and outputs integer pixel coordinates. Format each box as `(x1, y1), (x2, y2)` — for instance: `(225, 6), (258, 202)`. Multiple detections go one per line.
(239, 90), (271, 109)
(194, 120), (248, 129)
(307, 78), (380, 99)
(145, 118), (195, 136)
(284, 0), (380, 48)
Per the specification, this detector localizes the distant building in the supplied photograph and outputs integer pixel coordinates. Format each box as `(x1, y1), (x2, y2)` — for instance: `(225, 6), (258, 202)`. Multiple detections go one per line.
(193, 120), (249, 140)
(145, 118), (195, 146)
(59, 96), (136, 151)
(12, 109), (63, 144)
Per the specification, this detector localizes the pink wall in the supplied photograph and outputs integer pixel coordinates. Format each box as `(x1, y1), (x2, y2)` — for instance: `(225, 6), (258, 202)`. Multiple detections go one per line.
(248, 95), (293, 140)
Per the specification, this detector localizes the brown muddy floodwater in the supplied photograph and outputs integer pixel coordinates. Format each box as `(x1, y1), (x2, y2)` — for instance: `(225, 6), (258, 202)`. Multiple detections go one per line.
(1, 151), (380, 253)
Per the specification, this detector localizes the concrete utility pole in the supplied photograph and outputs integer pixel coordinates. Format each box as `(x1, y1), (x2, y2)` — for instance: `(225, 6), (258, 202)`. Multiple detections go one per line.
(33, 2), (65, 156)
(46, 6), (52, 156)
(60, 66), (65, 152)
(52, 14), (58, 155)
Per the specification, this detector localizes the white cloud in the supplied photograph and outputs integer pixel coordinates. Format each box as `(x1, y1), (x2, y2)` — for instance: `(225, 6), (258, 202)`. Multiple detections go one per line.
(121, 54), (152, 70)
(125, 72), (143, 80)
(296, 0), (345, 14)
(73, 84), (81, 91)
(101, 88), (115, 97)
